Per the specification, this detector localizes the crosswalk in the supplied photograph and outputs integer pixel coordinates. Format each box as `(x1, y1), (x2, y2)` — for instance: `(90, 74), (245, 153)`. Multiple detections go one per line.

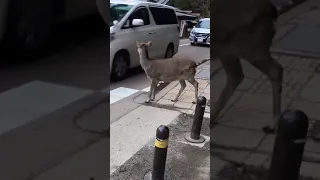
(0, 80), (102, 136)
(0, 79), (152, 137)
(110, 86), (151, 104)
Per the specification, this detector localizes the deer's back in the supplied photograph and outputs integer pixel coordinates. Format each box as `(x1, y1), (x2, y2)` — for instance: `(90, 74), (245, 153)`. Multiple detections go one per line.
(211, 0), (276, 56)
(143, 58), (197, 81)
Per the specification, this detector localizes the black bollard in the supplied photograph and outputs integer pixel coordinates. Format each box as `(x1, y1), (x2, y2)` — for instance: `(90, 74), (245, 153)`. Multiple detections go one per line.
(185, 96), (206, 143)
(144, 125), (172, 180)
(268, 109), (309, 180)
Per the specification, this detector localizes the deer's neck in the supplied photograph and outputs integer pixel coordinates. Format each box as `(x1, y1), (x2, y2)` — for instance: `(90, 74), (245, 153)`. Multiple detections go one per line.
(139, 48), (151, 69)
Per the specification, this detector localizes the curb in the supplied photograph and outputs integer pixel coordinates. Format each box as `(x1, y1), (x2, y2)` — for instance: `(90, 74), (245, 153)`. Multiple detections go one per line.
(271, 48), (320, 59)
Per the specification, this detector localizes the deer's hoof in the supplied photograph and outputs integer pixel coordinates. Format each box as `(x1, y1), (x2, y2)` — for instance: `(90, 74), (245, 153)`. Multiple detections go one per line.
(192, 101), (196, 104)
(262, 126), (275, 134)
(171, 99), (177, 102)
(145, 100), (151, 103)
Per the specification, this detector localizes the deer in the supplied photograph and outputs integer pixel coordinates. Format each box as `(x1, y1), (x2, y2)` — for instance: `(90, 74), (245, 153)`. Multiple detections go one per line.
(136, 41), (209, 104)
(210, 0), (282, 133)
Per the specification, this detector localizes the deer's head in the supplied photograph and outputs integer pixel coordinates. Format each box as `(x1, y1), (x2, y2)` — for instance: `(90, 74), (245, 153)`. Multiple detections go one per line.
(136, 41), (152, 55)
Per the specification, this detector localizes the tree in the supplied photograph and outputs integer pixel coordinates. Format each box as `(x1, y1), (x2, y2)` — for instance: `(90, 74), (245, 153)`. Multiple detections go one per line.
(169, 0), (210, 17)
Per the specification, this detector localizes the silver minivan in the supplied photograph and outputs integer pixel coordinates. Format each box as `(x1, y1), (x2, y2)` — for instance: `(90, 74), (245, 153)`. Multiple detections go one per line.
(189, 18), (210, 46)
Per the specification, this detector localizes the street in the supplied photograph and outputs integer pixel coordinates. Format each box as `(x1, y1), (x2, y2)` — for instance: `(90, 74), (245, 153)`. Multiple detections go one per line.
(0, 14), (209, 179)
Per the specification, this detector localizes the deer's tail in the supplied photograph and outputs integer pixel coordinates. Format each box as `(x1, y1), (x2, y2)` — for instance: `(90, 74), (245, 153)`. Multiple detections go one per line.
(196, 58), (210, 66)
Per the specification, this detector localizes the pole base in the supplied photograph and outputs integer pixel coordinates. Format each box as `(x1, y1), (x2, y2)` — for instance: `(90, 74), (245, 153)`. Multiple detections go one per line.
(143, 171), (172, 180)
(185, 133), (206, 143)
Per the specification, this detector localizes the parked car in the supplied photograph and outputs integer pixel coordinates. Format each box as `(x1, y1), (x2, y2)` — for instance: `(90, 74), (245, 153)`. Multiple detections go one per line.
(110, 0), (180, 81)
(189, 18), (210, 46)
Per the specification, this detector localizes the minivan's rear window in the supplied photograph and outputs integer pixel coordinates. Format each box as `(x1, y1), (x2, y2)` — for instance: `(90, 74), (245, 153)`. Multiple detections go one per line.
(149, 6), (178, 25)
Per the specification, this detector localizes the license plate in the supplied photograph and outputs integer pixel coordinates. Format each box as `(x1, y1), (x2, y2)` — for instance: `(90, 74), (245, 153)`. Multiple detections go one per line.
(197, 37), (204, 42)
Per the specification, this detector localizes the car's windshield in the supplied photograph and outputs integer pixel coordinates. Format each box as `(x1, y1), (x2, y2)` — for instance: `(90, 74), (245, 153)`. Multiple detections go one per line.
(195, 19), (210, 29)
(110, 3), (134, 26)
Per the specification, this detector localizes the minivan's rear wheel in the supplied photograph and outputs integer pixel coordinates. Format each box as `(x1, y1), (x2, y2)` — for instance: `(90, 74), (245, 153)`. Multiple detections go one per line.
(165, 44), (174, 58)
(111, 52), (129, 81)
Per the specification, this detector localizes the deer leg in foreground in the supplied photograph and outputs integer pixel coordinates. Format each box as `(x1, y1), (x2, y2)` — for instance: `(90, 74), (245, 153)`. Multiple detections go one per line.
(186, 78), (199, 104)
(151, 80), (158, 100)
(244, 54), (283, 133)
(171, 80), (186, 102)
(146, 79), (157, 103)
(210, 56), (244, 128)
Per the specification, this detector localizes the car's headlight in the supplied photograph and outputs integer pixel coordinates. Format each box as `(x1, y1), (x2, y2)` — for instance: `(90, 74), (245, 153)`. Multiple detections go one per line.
(190, 30), (195, 35)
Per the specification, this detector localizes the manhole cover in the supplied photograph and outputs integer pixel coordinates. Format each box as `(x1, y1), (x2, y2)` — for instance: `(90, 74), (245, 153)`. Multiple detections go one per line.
(273, 26), (320, 55)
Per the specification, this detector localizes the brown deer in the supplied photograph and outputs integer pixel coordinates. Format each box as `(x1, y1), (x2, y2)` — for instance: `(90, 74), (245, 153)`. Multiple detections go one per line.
(136, 41), (209, 103)
(210, 0), (282, 133)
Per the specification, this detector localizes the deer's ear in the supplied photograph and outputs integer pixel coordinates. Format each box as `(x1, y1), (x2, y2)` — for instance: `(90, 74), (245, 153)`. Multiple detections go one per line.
(146, 41), (152, 47)
(136, 41), (141, 47)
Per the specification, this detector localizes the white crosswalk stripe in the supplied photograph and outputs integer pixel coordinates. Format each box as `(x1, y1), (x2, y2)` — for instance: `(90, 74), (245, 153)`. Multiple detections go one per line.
(109, 86), (151, 104)
(109, 83), (167, 104)
(0, 80), (94, 136)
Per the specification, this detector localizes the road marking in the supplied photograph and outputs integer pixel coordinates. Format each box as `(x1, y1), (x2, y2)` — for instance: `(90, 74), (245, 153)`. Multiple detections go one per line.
(179, 43), (190, 47)
(110, 106), (180, 174)
(0, 80), (93, 136)
(109, 87), (139, 104)
(141, 86), (150, 92)
(109, 82), (166, 104)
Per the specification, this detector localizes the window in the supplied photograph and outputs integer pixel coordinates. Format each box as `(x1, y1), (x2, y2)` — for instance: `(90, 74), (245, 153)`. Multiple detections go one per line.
(195, 20), (210, 29)
(110, 3), (134, 26)
(123, 7), (150, 28)
(149, 6), (178, 25)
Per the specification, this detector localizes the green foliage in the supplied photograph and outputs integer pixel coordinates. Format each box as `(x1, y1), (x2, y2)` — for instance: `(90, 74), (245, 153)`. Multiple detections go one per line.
(168, 0), (210, 17)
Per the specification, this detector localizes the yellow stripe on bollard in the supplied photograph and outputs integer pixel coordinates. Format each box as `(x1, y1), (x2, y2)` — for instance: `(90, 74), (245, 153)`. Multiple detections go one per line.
(155, 138), (168, 149)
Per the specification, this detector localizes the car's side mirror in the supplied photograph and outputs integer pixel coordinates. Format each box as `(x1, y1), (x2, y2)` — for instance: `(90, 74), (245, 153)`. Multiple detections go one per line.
(132, 19), (144, 27)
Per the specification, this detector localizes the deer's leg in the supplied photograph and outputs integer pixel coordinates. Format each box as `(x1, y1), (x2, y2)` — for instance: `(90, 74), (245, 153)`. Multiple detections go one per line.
(244, 54), (283, 133)
(146, 79), (157, 103)
(151, 80), (158, 100)
(210, 56), (244, 128)
(186, 78), (199, 104)
(172, 80), (186, 102)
